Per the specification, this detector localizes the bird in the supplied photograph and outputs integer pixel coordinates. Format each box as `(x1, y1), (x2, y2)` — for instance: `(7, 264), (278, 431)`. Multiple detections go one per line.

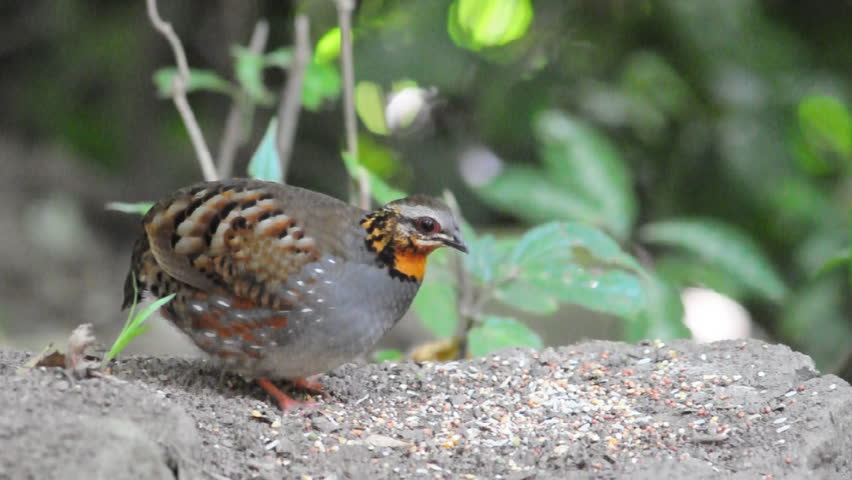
(122, 178), (467, 410)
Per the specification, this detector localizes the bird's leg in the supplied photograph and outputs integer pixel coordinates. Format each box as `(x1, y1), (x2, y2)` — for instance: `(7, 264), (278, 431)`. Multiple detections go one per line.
(257, 378), (308, 410)
(293, 375), (325, 395)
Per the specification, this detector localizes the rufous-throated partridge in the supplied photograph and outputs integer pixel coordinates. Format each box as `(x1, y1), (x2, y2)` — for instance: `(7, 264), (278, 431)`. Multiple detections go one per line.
(123, 179), (467, 409)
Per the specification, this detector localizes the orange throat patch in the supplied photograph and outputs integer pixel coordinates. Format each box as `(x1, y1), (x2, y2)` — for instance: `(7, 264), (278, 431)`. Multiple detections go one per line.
(391, 250), (429, 282)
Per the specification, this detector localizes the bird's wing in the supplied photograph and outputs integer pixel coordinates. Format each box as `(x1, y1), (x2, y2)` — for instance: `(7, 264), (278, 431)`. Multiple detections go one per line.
(139, 179), (346, 308)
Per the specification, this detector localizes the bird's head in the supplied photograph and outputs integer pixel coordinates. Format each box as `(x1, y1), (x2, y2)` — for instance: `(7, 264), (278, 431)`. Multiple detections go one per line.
(361, 195), (468, 282)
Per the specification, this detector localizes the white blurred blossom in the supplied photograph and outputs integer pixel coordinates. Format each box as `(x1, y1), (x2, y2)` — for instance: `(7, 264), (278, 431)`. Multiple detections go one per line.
(459, 145), (504, 188)
(682, 287), (752, 343)
(385, 87), (436, 135)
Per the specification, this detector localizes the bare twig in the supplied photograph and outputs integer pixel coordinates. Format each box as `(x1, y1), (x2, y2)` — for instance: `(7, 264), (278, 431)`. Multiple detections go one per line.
(455, 284), (478, 360)
(146, 0), (218, 182)
(217, 106), (247, 179)
(335, 0), (370, 208)
(217, 19), (269, 178)
(275, 15), (311, 181)
(336, 0), (357, 160)
(443, 191), (477, 360)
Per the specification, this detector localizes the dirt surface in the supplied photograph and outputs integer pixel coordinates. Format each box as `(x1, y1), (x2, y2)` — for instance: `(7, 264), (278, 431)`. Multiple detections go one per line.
(1, 339), (850, 479)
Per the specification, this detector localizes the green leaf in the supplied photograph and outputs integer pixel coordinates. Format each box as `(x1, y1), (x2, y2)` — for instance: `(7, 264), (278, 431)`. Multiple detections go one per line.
(358, 134), (399, 178)
(420, 248), (457, 284)
(247, 118), (283, 183)
(624, 275), (690, 342)
(771, 176), (835, 228)
(372, 348), (404, 363)
(468, 316), (542, 357)
(654, 254), (749, 300)
(233, 47), (274, 105)
(798, 95), (852, 162)
(465, 234), (501, 285)
(264, 47), (293, 69)
(621, 51), (693, 117)
(459, 220), (502, 285)
(790, 129), (835, 176)
(342, 153), (406, 205)
(796, 226), (849, 274)
(314, 27), (341, 64)
(507, 221), (644, 274)
(104, 293), (175, 364)
(133, 295), (176, 330)
(817, 247), (851, 277)
(302, 61), (342, 111)
(460, 224), (519, 289)
(355, 81), (389, 135)
(497, 222), (645, 318)
(412, 282), (458, 338)
(537, 269), (645, 318)
(448, 0), (534, 51)
(474, 166), (603, 226)
(264, 49), (341, 110)
(105, 201), (154, 215)
(780, 277), (851, 370)
(493, 282), (559, 315)
(533, 110), (636, 239)
(152, 68), (235, 97)
(640, 218), (787, 302)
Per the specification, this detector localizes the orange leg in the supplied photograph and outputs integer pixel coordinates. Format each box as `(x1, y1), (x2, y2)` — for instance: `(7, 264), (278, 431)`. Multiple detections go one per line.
(257, 378), (307, 411)
(293, 375), (325, 395)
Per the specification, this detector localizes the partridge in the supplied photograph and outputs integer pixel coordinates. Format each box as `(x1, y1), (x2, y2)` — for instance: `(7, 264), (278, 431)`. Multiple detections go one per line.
(123, 179), (467, 409)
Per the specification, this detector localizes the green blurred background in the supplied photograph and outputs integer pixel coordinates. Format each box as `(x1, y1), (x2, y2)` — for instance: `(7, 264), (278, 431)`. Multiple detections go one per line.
(0, 1), (849, 377)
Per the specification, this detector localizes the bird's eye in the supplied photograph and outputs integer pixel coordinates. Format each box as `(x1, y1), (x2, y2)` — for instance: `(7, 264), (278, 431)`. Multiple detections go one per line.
(415, 216), (441, 234)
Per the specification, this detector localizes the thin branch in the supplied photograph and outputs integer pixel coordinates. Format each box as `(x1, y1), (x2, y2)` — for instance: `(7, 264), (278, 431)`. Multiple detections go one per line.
(217, 19), (269, 179)
(217, 106), (246, 179)
(335, 0), (370, 208)
(146, 0), (190, 78)
(443, 191), (477, 360)
(336, 0), (357, 160)
(146, 0), (218, 182)
(275, 15), (311, 181)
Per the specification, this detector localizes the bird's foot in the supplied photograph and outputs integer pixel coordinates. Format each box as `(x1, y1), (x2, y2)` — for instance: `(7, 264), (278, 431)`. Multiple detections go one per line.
(292, 375), (325, 395)
(257, 378), (318, 411)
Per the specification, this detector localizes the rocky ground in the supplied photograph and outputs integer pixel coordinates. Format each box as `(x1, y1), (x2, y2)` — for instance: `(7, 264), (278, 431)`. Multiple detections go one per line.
(1, 339), (850, 480)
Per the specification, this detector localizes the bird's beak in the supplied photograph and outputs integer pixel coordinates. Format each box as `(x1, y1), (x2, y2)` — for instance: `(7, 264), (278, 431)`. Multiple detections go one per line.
(442, 231), (468, 253)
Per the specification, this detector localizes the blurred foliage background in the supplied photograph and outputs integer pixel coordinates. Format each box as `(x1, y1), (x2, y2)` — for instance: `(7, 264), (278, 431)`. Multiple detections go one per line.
(0, 1), (849, 376)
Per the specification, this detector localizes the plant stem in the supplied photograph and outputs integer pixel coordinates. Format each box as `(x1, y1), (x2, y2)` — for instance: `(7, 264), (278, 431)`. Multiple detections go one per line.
(275, 15), (311, 182)
(335, 0), (370, 208)
(454, 259), (477, 360)
(443, 191), (478, 360)
(146, 0), (218, 182)
(217, 19), (269, 179)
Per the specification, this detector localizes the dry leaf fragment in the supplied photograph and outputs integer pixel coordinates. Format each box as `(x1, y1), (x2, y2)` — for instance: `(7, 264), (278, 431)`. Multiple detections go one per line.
(16, 343), (64, 375)
(410, 337), (462, 363)
(17, 324), (100, 378)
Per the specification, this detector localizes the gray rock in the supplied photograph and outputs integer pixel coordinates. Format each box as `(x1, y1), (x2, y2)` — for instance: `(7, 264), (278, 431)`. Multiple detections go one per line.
(1, 340), (850, 479)
(0, 356), (200, 480)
